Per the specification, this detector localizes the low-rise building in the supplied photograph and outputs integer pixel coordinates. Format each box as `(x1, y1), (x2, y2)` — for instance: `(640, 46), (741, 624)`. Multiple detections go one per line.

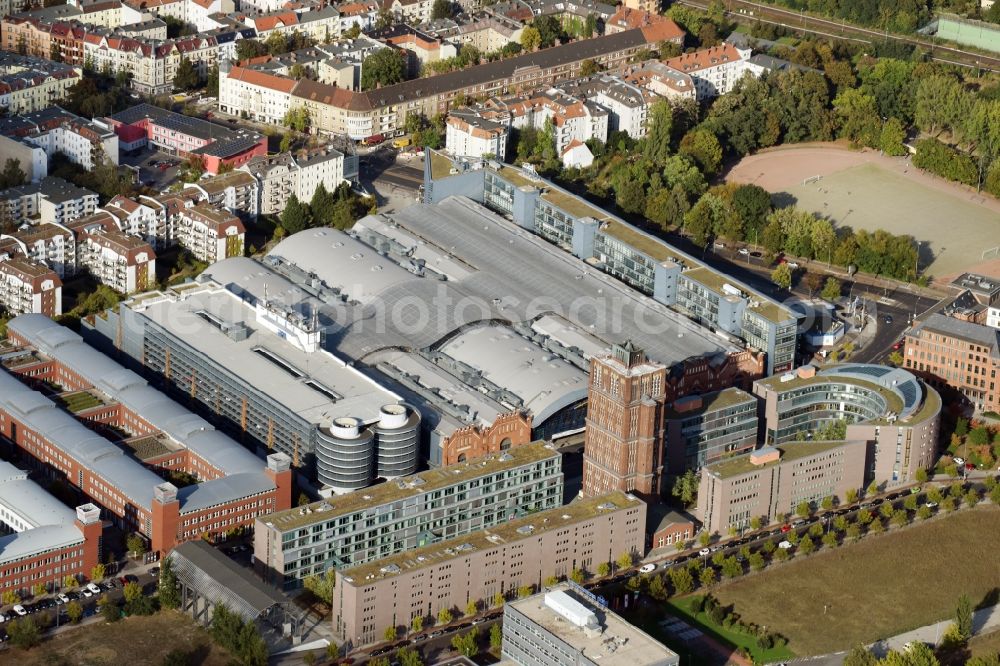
(107, 104), (266, 174)
(254, 442), (563, 587)
(696, 441), (867, 535)
(0, 462), (103, 597)
(503, 584), (680, 666)
(332, 491), (646, 649)
(646, 506), (695, 551)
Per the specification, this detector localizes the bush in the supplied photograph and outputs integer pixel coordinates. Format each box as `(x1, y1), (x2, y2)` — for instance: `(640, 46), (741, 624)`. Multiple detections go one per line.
(913, 138), (977, 186)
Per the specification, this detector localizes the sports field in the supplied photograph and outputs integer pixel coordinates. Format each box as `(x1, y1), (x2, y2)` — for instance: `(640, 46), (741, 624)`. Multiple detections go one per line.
(727, 145), (1000, 280)
(710, 506), (1000, 656)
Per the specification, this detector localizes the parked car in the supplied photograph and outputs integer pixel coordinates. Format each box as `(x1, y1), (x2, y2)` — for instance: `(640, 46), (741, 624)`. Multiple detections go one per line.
(698, 548), (710, 556)
(778, 541), (793, 550)
(82, 588), (93, 597)
(786, 261), (799, 269)
(150, 567), (160, 578)
(12, 605), (26, 616)
(57, 593), (70, 604)
(780, 524), (792, 533)
(737, 248), (750, 256)
(953, 457), (965, 466)
(86, 582), (101, 595)
(884, 314), (894, 324)
(639, 563), (656, 573)
(925, 501), (938, 508)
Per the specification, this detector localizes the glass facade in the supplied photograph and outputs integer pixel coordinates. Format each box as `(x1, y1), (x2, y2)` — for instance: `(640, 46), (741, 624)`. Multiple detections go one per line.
(594, 234), (657, 295)
(772, 383), (887, 442)
(534, 203), (574, 247)
(484, 171), (515, 215)
(678, 401), (758, 470)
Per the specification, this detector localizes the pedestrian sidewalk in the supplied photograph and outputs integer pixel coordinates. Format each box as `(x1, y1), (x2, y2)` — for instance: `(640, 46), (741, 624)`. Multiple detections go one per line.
(871, 604), (1000, 658)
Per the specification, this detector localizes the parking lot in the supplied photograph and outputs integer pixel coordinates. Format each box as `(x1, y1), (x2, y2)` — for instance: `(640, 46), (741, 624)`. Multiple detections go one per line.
(119, 147), (182, 192)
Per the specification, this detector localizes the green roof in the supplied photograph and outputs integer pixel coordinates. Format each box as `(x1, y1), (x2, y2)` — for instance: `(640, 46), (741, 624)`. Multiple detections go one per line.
(756, 373), (904, 415)
(681, 267), (793, 324)
(430, 151), (455, 181)
(599, 219), (685, 264)
(262, 442), (559, 532)
(339, 491), (642, 584)
(540, 188), (612, 222)
(682, 266), (743, 300)
(665, 387), (756, 419)
(707, 440), (849, 479)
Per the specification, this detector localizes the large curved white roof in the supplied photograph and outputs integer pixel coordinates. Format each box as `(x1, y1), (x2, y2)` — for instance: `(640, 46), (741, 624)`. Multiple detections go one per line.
(267, 228), (416, 305)
(438, 324), (588, 426)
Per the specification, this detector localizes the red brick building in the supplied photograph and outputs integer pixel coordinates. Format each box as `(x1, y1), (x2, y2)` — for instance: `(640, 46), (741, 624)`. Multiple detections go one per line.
(2, 315), (293, 556)
(438, 411), (533, 466)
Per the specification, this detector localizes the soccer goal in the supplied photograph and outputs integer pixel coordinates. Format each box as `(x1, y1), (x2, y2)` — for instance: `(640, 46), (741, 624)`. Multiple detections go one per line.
(803, 174), (823, 185)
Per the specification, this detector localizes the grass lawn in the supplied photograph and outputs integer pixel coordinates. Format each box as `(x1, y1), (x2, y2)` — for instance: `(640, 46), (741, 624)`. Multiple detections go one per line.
(970, 628), (1000, 658)
(664, 595), (795, 663)
(11, 611), (233, 666)
(712, 506), (1000, 656)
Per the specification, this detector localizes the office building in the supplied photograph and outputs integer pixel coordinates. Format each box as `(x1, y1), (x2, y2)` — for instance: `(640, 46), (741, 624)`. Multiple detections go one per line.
(83, 276), (416, 493)
(754, 363), (941, 485)
(905, 312), (1000, 414)
(503, 584), (679, 666)
(4, 315), (293, 555)
(0, 461), (103, 597)
(424, 154), (795, 375)
(332, 491), (646, 649)
(254, 442), (563, 587)
(696, 440), (868, 534)
(664, 388), (758, 474)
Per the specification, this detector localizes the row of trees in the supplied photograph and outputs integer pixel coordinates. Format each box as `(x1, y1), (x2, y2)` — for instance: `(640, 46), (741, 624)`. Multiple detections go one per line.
(210, 605), (269, 666)
(280, 183), (373, 235)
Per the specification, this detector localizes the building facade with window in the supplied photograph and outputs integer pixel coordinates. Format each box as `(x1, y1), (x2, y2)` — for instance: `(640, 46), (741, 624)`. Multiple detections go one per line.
(664, 388), (758, 473)
(331, 491), (646, 649)
(253, 442), (563, 588)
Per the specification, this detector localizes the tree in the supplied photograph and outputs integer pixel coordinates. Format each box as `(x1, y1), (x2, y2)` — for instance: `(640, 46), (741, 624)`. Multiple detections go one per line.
(31, 582), (46, 598)
(451, 627), (479, 657)
(721, 556), (742, 579)
(361, 48), (406, 91)
(411, 615), (424, 634)
(158, 556), (180, 610)
(732, 184), (772, 239)
(844, 644), (878, 666)
(596, 562), (611, 577)
(492, 591), (505, 607)
(1, 590), (20, 606)
(771, 263), (793, 290)
(91, 563), (106, 582)
(235, 39), (268, 61)
(283, 107), (311, 133)
(648, 574), (667, 600)
(123, 581), (142, 605)
(579, 58), (601, 77)
(65, 600), (83, 624)
(821, 277), (842, 301)
(102, 597), (121, 622)
(616, 552), (634, 570)
(679, 129), (723, 175)
(384, 626), (397, 642)
(879, 117), (907, 156)
(520, 26), (541, 52)
(699, 566), (717, 588)
(645, 100), (674, 167)
(834, 88), (881, 148)
(465, 599), (479, 617)
(672, 469), (699, 506)
(803, 272), (824, 298)
(748, 553), (766, 572)
(127, 533), (147, 557)
(517, 585), (533, 598)
(62, 575), (77, 590)
(173, 57), (199, 91)
(399, 648), (423, 666)
(669, 566), (694, 595)
(798, 536), (815, 555)
(956, 593), (973, 641)
(0, 158), (27, 189)
(490, 623), (503, 652)
(281, 194), (310, 234)
(437, 608), (453, 625)
(431, 0), (452, 19)
(7, 617), (39, 649)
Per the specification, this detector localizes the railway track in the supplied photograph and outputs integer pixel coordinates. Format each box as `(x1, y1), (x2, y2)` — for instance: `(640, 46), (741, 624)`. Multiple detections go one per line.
(676, 0), (1000, 71)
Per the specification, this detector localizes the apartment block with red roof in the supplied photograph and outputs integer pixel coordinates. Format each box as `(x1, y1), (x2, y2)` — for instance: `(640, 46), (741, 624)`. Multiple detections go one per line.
(170, 202), (245, 263)
(76, 226), (157, 294)
(663, 43), (753, 101)
(0, 256), (62, 317)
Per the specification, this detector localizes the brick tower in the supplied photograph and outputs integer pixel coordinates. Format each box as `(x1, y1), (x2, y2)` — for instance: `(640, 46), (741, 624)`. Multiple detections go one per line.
(581, 341), (667, 500)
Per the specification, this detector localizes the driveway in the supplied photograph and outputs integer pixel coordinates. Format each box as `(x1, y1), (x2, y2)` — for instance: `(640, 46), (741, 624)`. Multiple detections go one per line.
(119, 147), (182, 192)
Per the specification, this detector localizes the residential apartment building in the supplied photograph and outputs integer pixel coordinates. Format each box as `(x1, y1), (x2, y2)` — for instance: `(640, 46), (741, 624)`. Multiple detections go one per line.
(4, 315), (294, 555)
(0, 462), (103, 597)
(497, 91), (609, 155)
(220, 64), (297, 127)
(77, 226), (157, 294)
(220, 25), (679, 140)
(664, 388), (758, 473)
(0, 177), (98, 227)
(182, 170), (260, 218)
(170, 203), (245, 263)
(0, 107), (118, 176)
(332, 491), (646, 649)
(753, 363), (941, 487)
(582, 341), (667, 500)
(905, 312), (1000, 414)
(0, 257), (62, 316)
(446, 108), (509, 159)
(557, 74), (655, 138)
(503, 584), (679, 666)
(107, 104), (266, 174)
(254, 442), (563, 587)
(663, 44), (753, 101)
(696, 440), (867, 534)
(0, 53), (82, 115)
(623, 60), (696, 102)
(424, 154), (793, 375)
(0, 220), (77, 278)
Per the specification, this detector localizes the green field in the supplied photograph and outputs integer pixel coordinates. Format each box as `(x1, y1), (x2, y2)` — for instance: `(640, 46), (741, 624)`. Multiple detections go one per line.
(711, 506), (1000, 655)
(781, 162), (997, 278)
(665, 596), (796, 663)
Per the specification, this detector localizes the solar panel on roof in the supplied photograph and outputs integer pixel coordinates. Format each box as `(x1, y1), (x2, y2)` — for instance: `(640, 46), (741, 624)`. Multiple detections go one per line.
(898, 382), (918, 408)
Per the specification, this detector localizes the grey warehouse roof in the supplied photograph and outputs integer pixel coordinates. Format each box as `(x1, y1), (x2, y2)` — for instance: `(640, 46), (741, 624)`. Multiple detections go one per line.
(170, 540), (288, 623)
(0, 460), (84, 566)
(9, 315), (266, 476)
